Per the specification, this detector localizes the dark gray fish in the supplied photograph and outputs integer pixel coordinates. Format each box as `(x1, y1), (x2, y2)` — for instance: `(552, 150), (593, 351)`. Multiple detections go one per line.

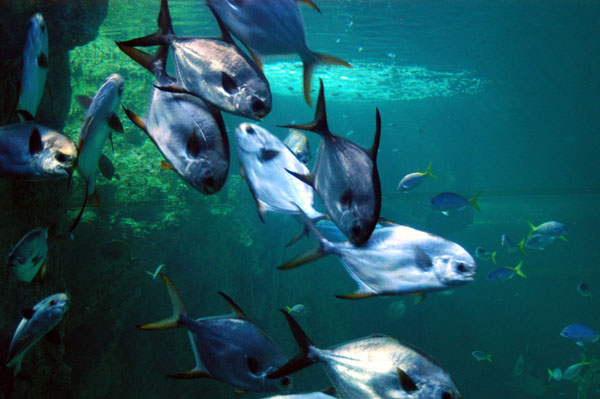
(138, 275), (292, 393)
(524, 234), (555, 250)
(8, 227), (48, 283)
(118, 44), (229, 194)
(0, 119), (77, 180)
(284, 80), (381, 246)
(206, 0), (350, 105)
(6, 293), (69, 375)
(268, 312), (461, 399)
(284, 129), (312, 164)
(117, 0), (271, 119)
(15, 13), (48, 120)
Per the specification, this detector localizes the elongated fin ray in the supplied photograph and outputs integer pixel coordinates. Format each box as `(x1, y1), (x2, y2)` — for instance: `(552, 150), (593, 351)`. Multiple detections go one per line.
(137, 274), (185, 330)
(218, 292), (248, 319)
(207, 4), (234, 43)
(367, 108), (382, 160)
(303, 57), (350, 106)
(67, 187), (89, 234)
(298, 0), (321, 13)
(117, 0), (173, 47)
(286, 169), (314, 188)
(281, 79), (330, 135)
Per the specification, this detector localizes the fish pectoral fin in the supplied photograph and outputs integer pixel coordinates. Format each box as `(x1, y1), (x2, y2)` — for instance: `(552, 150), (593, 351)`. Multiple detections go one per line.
(278, 247), (326, 270)
(258, 148), (280, 162)
(335, 292), (377, 300)
(21, 308), (35, 319)
(160, 160), (174, 170)
(218, 292), (249, 320)
(123, 107), (149, 134)
(298, 0), (321, 13)
(37, 52), (49, 68)
(397, 368), (418, 392)
(29, 127), (43, 154)
(413, 245), (433, 269)
(108, 113), (124, 133)
(44, 327), (61, 345)
(168, 369), (211, 379)
(285, 169), (314, 188)
(75, 95), (93, 109)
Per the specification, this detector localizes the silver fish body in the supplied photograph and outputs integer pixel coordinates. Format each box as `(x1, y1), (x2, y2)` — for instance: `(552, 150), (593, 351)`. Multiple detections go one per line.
(16, 13), (48, 119)
(6, 293), (69, 375)
(284, 129), (312, 164)
(0, 122), (77, 179)
(8, 227), (48, 283)
(235, 123), (322, 219)
(77, 73), (124, 194)
(524, 234), (555, 250)
(263, 393), (334, 399)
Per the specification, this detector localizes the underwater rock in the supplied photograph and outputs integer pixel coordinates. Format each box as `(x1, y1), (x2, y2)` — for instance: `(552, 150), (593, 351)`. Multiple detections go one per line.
(0, 0), (109, 128)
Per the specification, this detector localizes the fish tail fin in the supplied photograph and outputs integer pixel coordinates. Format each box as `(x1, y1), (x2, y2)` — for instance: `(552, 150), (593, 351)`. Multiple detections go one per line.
(116, 0), (173, 47)
(513, 261), (526, 278)
(267, 310), (317, 379)
(301, 53), (350, 106)
(280, 79), (330, 137)
(278, 206), (334, 270)
(518, 239), (527, 255)
(138, 274), (185, 330)
(116, 42), (169, 77)
(490, 251), (497, 264)
(468, 192), (482, 211)
(285, 306), (292, 313)
(559, 235), (568, 242)
(527, 221), (536, 238)
(486, 354), (492, 362)
(424, 161), (437, 179)
(547, 368), (553, 381)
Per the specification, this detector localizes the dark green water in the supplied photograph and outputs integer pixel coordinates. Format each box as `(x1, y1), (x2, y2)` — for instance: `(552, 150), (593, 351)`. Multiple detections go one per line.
(2, 0), (600, 398)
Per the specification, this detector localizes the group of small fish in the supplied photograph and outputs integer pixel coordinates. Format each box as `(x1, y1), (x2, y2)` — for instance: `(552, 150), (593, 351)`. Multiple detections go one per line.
(548, 355), (591, 382)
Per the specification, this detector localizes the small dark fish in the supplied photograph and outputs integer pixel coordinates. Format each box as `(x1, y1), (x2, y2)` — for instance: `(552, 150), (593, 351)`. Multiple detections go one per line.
(430, 192), (480, 215)
(577, 283), (591, 298)
(560, 323), (599, 346)
(475, 247), (496, 264)
(524, 234), (555, 250)
(6, 293), (69, 375)
(268, 311), (461, 399)
(138, 275), (292, 392)
(8, 227), (48, 283)
(0, 121), (77, 180)
(206, 0), (350, 105)
(487, 261), (526, 281)
(283, 129), (312, 164)
(15, 13), (48, 120)
(118, 0), (271, 119)
(284, 80), (382, 246)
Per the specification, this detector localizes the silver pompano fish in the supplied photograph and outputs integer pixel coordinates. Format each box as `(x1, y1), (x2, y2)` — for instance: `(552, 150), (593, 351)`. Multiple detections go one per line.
(16, 13), (48, 120)
(0, 120), (77, 180)
(76, 73), (124, 195)
(206, 0), (350, 105)
(285, 80), (381, 246)
(118, 44), (229, 194)
(139, 275), (292, 393)
(280, 211), (476, 299)
(263, 393), (335, 399)
(268, 312), (461, 399)
(284, 129), (312, 164)
(235, 123), (323, 221)
(6, 293), (69, 375)
(118, 0), (271, 119)
(8, 227), (48, 283)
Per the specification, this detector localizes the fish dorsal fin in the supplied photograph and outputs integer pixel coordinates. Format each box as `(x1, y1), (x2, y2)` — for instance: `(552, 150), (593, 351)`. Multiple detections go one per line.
(218, 292), (248, 319)
(123, 107), (149, 134)
(207, 5), (234, 43)
(298, 0), (322, 13)
(367, 108), (382, 160)
(116, 42), (154, 73)
(37, 52), (49, 68)
(108, 113), (123, 133)
(186, 131), (202, 158)
(286, 168), (314, 188)
(16, 110), (35, 121)
(397, 368), (418, 392)
(259, 148), (279, 162)
(246, 356), (262, 376)
(75, 95), (93, 109)
(279, 80), (330, 137)
(21, 309), (35, 319)
(413, 245), (432, 269)
(29, 128), (43, 154)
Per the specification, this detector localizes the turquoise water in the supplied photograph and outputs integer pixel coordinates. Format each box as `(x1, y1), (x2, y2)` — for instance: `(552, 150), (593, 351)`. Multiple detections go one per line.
(2, 0), (600, 398)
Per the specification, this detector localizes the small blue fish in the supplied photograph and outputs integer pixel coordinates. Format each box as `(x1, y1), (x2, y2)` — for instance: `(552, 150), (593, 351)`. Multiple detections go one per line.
(547, 367), (562, 381)
(527, 220), (567, 238)
(475, 247), (497, 264)
(487, 261), (526, 281)
(524, 234), (555, 250)
(397, 161), (436, 192)
(430, 192), (480, 215)
(501, 234), (525, 254)
(563, 356), (590, 380)
(560, 323), (599, 346)
(286, 304), (307, 316)
(471, 350), (492, 362)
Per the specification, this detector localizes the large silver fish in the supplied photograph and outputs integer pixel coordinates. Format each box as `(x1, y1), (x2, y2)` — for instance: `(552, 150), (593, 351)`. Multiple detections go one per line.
(284, 129), (312, 164)
(8, 227), (48, 283)
(6, 293), (69, 375)
(206, 0), (350, 105)
(280, 210), (476, 299)
(263, 391), (335, 399)
(15, 13), (48, 120)
(235, 123), (323, 221)
(269, 311), (462, 399)
(285, 80), (382, 246)
(0, 119), (77, 180)
(118, 44), (229, 194)
(118, 0), (271, 119)
(138, 275), (292, 393)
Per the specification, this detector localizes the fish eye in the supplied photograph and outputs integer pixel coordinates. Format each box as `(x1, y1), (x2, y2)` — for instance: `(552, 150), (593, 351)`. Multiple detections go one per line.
(441, 392), (452, 399)
(204, 176), (216, 188)
(55, 152), (68, 163)
(456, 263), (467, 272)
(251, 97), (265, 113)
(49, 300), (56, 306)
(245, 126), (255, 135)
(221, 72), (238, 95)
(281, 376), (291, 386)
